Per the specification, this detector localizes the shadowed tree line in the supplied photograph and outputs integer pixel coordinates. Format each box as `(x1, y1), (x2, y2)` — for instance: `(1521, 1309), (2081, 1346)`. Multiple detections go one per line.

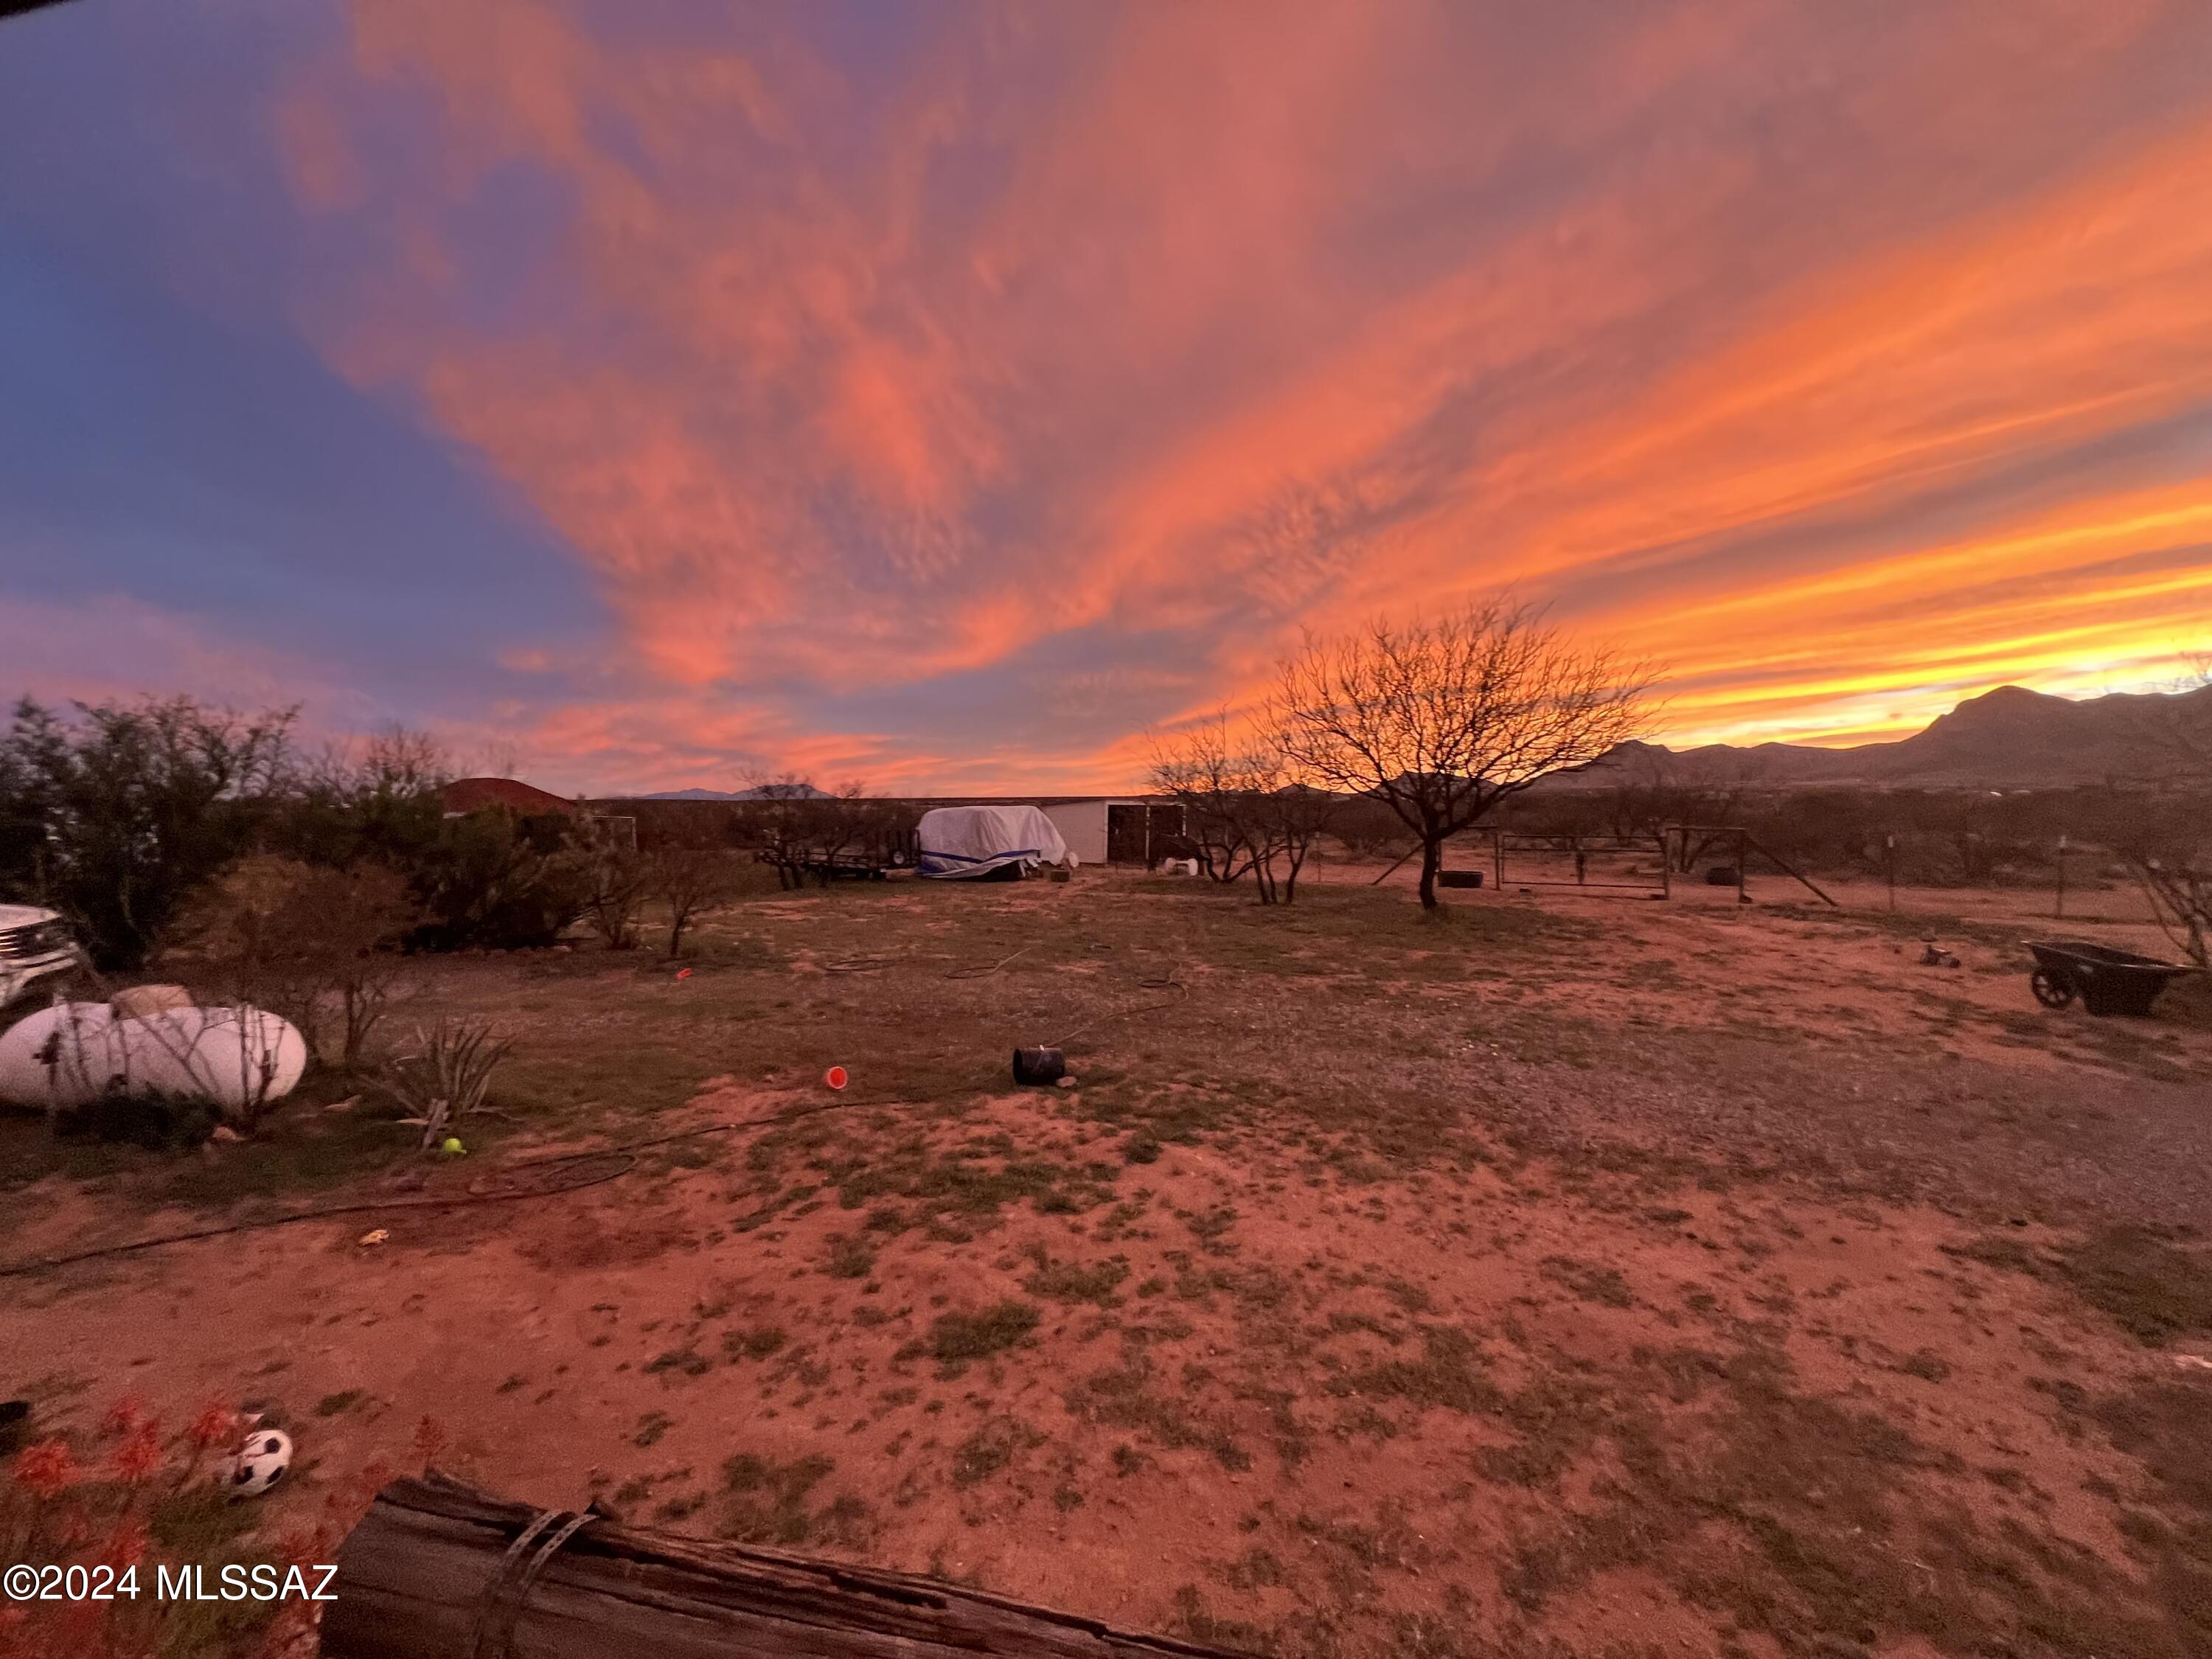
(0, 698), (927, 985)
(1500, 656), (2212, 961)
(0, 700), (644, 974)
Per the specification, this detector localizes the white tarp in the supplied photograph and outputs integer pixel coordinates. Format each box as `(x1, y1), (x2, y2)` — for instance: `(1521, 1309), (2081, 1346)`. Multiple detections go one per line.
(916, 804), (1073, 880)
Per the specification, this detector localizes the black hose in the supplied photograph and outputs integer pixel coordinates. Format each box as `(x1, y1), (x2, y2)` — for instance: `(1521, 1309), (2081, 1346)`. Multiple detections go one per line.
(0, 1096), (899, 1280)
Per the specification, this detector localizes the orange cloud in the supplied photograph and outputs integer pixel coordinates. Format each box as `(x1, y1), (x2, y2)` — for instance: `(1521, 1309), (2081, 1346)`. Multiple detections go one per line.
(270, 1), (2212, 787)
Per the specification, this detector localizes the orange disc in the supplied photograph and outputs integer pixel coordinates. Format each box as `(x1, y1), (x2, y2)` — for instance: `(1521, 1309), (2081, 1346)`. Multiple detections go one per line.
(824, 1065), (849, 1091)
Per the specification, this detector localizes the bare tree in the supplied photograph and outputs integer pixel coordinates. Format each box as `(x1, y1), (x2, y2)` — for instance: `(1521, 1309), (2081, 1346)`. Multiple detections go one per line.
(582, 848), (651, 948)
(1273, 597), (1657, 909)
(357, 726), (453, 796)
(650, 844), (739, 957)
(1265, 779), (1338, 902)
(1148, 714), (1337, 904)
(470, 738), (522, 779)
(164, 855), (421, 1079)
(2118, 647), (2212, 964)
(2143, 646), (2212, 778)
(802, 781), (872, 886)
(740, 775), (878, 886)
(1150, 714), (1270, 893)
(743, 775), (821, 889)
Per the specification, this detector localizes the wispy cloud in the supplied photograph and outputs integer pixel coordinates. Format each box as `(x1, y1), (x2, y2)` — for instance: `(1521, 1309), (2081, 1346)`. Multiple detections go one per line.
(9, 1), (2211, 790)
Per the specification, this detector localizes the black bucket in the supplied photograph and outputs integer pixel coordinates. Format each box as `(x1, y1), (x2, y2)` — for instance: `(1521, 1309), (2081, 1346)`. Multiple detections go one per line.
(1012, 1046), (1067, 1085)
(1704, 866), (1739, 886)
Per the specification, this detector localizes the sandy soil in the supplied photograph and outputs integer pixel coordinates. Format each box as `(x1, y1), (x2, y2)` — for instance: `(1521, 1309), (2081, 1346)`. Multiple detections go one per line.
(4, 866), (2209, 1659)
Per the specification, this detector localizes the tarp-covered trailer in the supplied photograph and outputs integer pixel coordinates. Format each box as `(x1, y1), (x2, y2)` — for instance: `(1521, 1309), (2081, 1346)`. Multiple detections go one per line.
(915, 805), (1071, 880)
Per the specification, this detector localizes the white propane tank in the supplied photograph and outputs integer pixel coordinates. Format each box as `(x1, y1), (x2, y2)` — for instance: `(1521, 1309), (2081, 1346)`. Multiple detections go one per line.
(0, 1001), (307, 1118)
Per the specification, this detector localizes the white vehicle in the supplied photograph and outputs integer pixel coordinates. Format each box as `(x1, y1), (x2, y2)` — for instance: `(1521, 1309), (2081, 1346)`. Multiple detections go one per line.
(0, 904), (80, 1014)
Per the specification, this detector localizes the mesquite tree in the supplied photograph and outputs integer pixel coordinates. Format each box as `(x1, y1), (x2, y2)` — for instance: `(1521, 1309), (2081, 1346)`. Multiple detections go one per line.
(1149, 714), (1273, 894)
(1147, 714), (1335, 904)
(0, 696), (296, 968)
(2120, 653), (2212, 965)
(1273, 597), (1655, 909)
(650, 844), (739, 956)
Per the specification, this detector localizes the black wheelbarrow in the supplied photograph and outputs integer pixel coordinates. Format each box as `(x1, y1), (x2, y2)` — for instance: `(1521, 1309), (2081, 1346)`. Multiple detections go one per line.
(2024, 939), (2205, 1018)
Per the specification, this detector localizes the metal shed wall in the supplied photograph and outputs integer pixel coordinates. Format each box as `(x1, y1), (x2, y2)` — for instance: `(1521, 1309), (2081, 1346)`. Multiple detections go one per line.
(1040, 799), (1110, 864)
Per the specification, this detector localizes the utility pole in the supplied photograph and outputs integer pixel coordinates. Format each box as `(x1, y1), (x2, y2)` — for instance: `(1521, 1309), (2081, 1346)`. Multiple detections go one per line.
(1885, 834), (1896, 914)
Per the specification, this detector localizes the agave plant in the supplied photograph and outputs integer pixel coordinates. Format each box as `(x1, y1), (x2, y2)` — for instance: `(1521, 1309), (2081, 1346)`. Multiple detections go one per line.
(379, 1018), (512, 1150)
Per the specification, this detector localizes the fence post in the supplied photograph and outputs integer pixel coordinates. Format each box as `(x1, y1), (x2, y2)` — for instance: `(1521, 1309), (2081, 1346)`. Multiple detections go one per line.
(2055, 834), (2067, 919)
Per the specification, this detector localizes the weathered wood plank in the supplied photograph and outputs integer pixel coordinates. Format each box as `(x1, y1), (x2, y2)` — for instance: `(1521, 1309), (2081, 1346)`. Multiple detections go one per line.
(321, 1472), (1253, 1659)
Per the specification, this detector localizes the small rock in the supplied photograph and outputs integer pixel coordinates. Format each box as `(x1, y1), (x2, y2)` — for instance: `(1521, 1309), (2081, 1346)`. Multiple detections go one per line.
(210, 1124), (243, 1144)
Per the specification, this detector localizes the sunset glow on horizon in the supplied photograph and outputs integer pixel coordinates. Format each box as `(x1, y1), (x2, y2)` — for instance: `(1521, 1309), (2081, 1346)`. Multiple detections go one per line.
(4, 1), (2210, 793)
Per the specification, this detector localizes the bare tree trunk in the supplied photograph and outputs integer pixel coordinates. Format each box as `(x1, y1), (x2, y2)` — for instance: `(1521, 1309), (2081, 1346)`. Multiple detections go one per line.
(1417, 835), (1443, 909)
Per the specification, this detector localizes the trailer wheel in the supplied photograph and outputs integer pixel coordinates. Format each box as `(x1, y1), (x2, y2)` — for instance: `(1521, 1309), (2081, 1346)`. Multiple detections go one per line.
(2030, 970), (2074, 1009)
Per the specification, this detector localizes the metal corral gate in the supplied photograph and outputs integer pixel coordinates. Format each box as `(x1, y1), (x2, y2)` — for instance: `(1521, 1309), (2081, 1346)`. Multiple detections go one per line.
(1472, 825), (1837, 906)
(1477, 828), (1672, 897)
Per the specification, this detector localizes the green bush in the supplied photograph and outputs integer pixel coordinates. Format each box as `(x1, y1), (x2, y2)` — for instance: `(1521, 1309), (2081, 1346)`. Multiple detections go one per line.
(0, 697), (293, 970)
(403, 811), (594, 951)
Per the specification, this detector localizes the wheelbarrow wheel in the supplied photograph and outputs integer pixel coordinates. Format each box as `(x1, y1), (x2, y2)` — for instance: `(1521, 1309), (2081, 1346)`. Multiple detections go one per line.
(2030, 969), (2074, 1009)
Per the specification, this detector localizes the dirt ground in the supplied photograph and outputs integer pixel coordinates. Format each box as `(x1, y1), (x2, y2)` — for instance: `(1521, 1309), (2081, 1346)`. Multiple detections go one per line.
(4, 860), (2211, 1659)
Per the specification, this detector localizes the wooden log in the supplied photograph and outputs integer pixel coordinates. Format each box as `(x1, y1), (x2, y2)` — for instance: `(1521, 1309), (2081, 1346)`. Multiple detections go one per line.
(322, 1471), (1253, 1659)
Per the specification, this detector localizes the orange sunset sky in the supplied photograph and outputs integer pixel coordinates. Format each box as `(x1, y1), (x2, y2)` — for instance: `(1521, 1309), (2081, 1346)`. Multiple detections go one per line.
(2, 1), (2209, 794)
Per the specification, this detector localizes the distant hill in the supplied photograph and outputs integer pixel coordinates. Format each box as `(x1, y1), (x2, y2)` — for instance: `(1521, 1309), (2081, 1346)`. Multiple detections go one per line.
(1571, 683), (2212, 790)
(639, 784), (833, 801)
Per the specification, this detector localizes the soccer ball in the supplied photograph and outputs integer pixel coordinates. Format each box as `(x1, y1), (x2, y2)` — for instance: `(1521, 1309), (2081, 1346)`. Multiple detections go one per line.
(223, 1429), (292, 1498)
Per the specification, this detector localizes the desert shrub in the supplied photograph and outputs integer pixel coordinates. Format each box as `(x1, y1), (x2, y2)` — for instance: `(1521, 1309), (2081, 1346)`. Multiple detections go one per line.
(265, 730), (450, 873)
(268, 730), (591, 953)
(1506, 782), (2191, 891)
(401, 810), (593, 951)
(50, 1091), (223, 1151)
(0, 696), (293, 969)
(928, 1301), (1040, 1363)
(166, 855), (420, 1068)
